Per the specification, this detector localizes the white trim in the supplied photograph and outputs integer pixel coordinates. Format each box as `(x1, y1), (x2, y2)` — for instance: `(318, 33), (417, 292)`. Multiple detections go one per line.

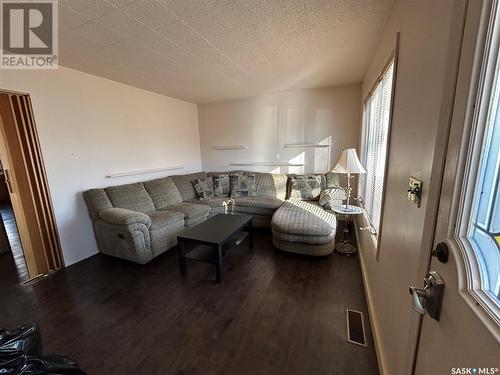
(105, 165), (184, 178)
(447, 0), (500, 337)
(355, 224), (388, 375)
(357, 211), (379, 258)
(283, 143), (331, 148)
(213, 146), (248, 150)
(230, 162), (304, 167)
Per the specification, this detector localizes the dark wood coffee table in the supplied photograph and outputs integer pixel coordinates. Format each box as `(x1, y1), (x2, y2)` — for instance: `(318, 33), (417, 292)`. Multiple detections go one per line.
(177, 214), (254, 283)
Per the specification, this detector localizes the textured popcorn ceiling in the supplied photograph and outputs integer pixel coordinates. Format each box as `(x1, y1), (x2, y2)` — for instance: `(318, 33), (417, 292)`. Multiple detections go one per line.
(59, 0), (394, 103)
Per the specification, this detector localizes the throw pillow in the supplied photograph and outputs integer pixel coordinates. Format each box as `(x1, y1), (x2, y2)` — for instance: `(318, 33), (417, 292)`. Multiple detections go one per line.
(290, 175), (322, 200)
(319, 187), (347, 207)
(212, 174), (230, 197)
(229, 174), (257, 197)
(192, 177), (214, 201)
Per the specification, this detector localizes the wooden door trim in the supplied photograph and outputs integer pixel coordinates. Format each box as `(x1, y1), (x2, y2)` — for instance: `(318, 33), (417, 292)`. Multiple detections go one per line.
(0, 105), (39, 277)
(25, 96), (63, 267)
(0, 92), (63, 279)
(10, 96), (52, 270)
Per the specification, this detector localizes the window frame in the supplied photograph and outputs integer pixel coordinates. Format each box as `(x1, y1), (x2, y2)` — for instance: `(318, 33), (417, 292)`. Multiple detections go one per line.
(454, 0), (500, 326)
(359, 34), (399, 259)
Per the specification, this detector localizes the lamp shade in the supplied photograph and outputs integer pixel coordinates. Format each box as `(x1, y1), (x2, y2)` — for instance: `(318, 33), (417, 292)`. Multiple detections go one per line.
(332, 148), (366, 174)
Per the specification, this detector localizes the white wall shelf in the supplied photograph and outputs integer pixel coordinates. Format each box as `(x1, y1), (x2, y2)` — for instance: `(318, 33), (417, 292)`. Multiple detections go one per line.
(230, 162), (304, 167)
(105, 165), (184, 178)
(283, 143), (331, 148)
(213, 145), (248, 150)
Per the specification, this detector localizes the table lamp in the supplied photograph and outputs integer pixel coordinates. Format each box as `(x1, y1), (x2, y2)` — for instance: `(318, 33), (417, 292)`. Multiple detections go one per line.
(332, 148), (366, 210)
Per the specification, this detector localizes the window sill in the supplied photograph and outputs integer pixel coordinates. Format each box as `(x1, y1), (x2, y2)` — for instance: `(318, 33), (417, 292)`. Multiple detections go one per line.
(355, 212), (379, 259)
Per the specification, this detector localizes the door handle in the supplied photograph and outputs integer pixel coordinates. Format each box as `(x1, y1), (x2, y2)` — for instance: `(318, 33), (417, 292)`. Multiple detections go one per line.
(409, 270), (445, 321)
(409, 287), (428, 315)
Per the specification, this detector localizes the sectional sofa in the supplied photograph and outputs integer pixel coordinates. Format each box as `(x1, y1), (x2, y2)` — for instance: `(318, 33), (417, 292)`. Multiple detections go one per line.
(83, 171), (344, 264)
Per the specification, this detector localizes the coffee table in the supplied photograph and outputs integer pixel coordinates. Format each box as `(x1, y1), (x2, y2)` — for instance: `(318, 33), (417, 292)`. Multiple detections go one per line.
(177, 214), (254, 283)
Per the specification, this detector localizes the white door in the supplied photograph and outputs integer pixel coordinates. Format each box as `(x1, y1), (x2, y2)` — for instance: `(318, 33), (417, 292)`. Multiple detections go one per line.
(414, 1), (500, 373)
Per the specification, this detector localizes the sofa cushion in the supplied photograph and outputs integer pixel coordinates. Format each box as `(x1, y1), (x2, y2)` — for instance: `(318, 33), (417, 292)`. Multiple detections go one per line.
(230, 174), (256, 197)
(244, 171), (287, 200)
(188, 197), (232, 209)
(289, 175), (322, 200)
(212, 174), (230, 197)
(105, 183), (155, 214)
(234, 196), (283, 209)
(286, 173), (328, 198)
(192, 177), (215, 200)
(144, 177), (182, 209)
(233, 197), (283, 216)
(147, 211), (185, 257)
(147, 210), (185, 230)
(272, 198), (336, 237)
(188, 197), (234, 215)
(325, 172), (340, 188)
(319, 187), (346, 207)
(161, 202), (210, 226)
(171, 172), (208, 201)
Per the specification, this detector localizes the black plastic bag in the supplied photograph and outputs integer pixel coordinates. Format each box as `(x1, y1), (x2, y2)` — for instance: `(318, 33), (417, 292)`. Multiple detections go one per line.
(0, 324), (86, 374)
(0, 324), (42, 362)
(0, 354), (86, 374)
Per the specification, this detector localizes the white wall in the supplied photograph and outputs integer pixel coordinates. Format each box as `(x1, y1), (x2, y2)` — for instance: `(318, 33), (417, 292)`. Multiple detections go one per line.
(198, 85), (361, 174)
(0, 66), (201, 266)
(355, 1), (466, 374)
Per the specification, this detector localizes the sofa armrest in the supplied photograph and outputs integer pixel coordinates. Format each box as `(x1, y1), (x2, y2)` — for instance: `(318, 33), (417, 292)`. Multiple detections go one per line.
(98, 208), (151, 228)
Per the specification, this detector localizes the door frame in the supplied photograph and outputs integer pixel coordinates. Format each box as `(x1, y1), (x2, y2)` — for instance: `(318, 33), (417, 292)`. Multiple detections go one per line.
(0, 90), (64, 280)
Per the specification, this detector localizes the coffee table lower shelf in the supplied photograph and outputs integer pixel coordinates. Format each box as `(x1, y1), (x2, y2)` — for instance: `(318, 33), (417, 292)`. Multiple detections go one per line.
(177, 215), (254, 283)
(185, 231), (248, 264)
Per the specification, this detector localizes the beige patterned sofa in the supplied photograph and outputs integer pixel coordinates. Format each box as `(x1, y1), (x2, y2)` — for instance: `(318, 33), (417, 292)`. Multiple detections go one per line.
(83, 171), (342, 264)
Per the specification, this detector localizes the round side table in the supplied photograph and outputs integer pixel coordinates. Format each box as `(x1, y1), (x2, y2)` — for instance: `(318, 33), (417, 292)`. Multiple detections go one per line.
(329, 204), (364, 255)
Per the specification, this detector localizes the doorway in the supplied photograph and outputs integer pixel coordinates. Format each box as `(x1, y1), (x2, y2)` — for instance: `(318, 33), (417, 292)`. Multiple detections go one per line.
(0, 164), (28, 284)
(0, 90), (64, 283)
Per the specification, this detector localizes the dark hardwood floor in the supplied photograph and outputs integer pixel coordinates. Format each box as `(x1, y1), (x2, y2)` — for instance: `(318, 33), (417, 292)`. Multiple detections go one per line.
(0, 229), (379, 375)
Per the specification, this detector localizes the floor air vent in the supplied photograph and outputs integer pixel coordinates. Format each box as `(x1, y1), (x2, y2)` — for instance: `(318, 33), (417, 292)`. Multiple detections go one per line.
(346, 309), (367, 347)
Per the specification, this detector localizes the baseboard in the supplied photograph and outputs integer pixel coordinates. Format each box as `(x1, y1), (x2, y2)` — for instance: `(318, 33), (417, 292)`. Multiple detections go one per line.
(354, 225), (389, 375)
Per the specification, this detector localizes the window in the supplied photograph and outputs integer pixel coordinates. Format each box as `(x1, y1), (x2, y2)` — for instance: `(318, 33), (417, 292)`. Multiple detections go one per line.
(360, 60), (395, 234)
(467, 46), (500, 304)
(458, 1), (500, 321)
